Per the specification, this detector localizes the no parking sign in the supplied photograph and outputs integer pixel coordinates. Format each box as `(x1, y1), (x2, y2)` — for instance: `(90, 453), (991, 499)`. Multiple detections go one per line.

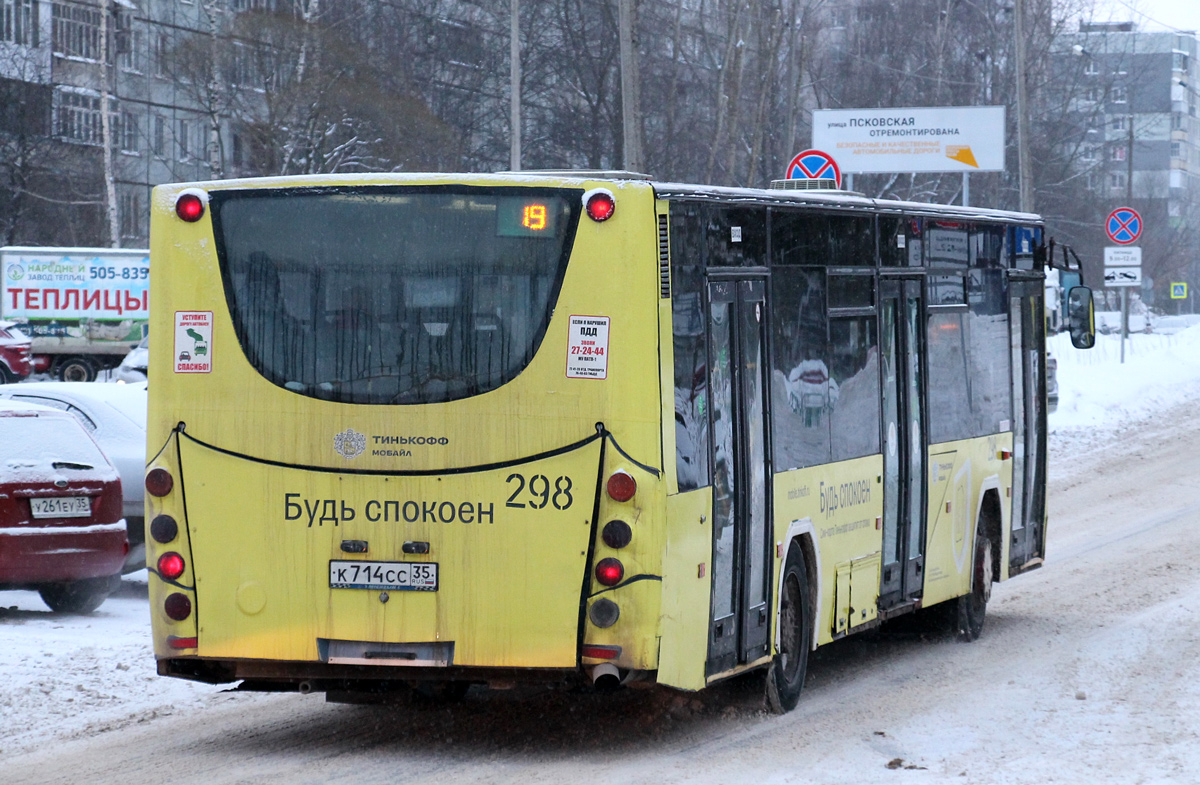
(1105, 207), (1142, 245)
(785, 149), (842, 188)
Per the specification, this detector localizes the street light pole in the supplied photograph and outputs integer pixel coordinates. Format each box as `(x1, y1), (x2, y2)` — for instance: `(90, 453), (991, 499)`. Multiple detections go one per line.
(1014, 0), (1034, 213)
(509, 0), (521, 171)
(618, 0), (643, 172)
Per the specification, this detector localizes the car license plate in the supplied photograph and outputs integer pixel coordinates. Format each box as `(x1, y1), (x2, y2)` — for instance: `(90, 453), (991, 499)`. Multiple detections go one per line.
(329, 560), (438, 592)
(30, 496), (91, 519)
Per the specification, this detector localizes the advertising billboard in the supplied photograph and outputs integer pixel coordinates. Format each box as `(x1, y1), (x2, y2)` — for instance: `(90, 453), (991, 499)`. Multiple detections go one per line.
(812, 106), (1005, 174)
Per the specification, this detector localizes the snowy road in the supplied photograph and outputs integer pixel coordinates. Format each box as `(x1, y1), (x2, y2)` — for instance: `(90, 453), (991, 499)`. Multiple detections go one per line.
(3, 332), (1200, 784)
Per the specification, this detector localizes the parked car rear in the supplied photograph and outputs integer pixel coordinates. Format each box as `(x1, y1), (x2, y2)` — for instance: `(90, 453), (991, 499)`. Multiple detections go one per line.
(0, 320), (32, 382)
(0, 381), (147, 573)
(0, 402), (127, 613)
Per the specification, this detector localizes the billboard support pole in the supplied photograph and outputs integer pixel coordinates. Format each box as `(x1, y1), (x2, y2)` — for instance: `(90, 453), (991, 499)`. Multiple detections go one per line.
(962, 172), (970, 207)
(844, 173), (853, 192)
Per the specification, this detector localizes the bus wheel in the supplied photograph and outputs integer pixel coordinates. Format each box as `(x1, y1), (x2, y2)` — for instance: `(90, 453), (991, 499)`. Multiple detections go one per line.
(955, 530), (993, 641)
(765, 543), (811, 714)
(57, 356), (97, 382)
(39, 575), (118, 614)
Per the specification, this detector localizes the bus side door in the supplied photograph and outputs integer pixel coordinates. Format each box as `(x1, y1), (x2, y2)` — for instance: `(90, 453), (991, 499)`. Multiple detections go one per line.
(879, 276), (927, 608)
(1008, 278), (1048, 570)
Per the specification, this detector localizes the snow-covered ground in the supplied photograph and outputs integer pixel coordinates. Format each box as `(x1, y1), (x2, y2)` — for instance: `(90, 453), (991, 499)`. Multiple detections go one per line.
(2, 324), (1199, 782)
(1049, 325), (1200, 459)
(0, 572), (236, 757)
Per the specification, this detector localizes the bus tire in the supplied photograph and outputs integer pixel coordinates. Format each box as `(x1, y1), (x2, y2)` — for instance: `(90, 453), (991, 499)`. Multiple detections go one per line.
(39, 575), (119, 614)
(765, 542), (811, 714)
(57, 356), (97, 383)
(955, 530), (993, 642)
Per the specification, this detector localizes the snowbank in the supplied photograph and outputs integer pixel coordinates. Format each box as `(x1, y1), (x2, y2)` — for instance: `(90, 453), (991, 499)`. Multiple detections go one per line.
(1050, 324), (1200, 444)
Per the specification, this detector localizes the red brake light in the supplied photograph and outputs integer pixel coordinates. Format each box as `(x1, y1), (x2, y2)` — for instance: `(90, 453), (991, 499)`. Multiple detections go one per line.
(164, 592), (192, 621)
(145, 468), (173, 497)
(175, 193), (205, 222)
(606, 471), (636, 502)
(158, 552), (185, 580)
(595, 557), (624, 586)
(581, 645), (621, 660)
(585, 191), (615, 222)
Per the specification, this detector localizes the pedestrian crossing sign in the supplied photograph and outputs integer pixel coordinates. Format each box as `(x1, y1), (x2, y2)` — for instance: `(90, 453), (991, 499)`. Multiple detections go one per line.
(1171, 283), (1188, 299)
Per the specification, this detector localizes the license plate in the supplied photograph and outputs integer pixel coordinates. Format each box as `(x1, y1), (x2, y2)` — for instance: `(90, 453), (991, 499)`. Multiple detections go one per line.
(329, 560), (438, 592)
(30, 496), (91, 519)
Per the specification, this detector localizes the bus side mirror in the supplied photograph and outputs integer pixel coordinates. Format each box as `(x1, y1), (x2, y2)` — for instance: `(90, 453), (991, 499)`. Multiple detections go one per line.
(1067, 286), (1095, 349)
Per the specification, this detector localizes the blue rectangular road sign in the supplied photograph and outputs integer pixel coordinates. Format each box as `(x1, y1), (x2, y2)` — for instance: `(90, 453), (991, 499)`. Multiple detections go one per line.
(1171, 283), (1188, 299)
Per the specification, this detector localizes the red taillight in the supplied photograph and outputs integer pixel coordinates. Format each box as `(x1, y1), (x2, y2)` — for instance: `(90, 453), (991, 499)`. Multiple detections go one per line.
(145, 468), (173, 497)
(606, 471), (636, 502)
(595, 557), (624, 586)
(164, 592), (192, 621)
(175, 192), (205, 222)
(158, 552), (185, 580)
(585, 191), (615, 222)
(581, 645), (621, 660)
(167, 636), (198, 649)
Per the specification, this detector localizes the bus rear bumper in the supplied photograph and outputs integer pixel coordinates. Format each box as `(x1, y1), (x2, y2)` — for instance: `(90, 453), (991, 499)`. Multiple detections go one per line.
(157, 656), (581, 690)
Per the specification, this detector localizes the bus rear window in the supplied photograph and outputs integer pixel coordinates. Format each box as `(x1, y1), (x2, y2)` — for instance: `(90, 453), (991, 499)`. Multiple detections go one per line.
(211, 186), (581, 405)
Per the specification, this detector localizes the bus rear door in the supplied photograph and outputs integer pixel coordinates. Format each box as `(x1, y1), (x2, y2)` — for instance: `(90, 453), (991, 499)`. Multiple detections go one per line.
(706, 277), (773, 675)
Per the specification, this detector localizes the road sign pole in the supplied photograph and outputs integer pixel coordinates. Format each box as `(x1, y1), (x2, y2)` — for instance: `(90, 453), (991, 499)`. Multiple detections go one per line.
(1120, 287), (1127, 364)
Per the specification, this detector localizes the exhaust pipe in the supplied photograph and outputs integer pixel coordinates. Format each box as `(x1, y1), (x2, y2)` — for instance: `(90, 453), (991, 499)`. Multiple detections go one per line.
(590, 663), (621, 692)
(298, 680), (315, 695)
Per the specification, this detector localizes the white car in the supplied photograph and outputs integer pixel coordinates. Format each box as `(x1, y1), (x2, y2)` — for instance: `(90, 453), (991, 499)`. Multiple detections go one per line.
(114, 334), (148, 383)
(0, 382), (147, 573)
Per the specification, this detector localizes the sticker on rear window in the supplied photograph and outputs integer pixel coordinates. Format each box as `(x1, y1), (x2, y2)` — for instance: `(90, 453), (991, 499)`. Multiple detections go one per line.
(174, 311), (212, 373)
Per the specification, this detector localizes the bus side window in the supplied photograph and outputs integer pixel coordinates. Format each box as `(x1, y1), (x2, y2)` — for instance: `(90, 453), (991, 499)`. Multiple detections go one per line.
(828, 315), (880, 462)
(769, 267), (831, 471)
(672, 208), (710, 492)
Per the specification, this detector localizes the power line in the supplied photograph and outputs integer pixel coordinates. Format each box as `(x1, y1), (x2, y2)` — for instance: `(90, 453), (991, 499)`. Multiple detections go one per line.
(1104, 0), (1200, 35)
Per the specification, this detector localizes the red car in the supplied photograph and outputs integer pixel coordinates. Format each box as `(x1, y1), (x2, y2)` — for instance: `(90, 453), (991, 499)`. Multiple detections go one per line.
(0, 320), (32, 382)
(0, 402), (127, 613)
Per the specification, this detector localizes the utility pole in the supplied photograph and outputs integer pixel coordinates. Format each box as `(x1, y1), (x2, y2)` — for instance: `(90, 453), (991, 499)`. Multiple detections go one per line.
(509, 0), (521, 171)
(1014, 0), (1034, 213)
(618, 0), (643, 172)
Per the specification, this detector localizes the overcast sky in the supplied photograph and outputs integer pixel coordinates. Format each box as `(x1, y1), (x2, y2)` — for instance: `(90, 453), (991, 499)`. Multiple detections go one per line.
(1091, 0), (1200, 33)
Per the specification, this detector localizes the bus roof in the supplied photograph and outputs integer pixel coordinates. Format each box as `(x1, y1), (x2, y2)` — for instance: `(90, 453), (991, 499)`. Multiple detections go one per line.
(153, 172), (1043, 226)
(649, 181), (1043, 225)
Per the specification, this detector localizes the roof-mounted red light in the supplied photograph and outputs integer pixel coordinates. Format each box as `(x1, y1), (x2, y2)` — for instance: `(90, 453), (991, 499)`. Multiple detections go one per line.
(585, 191), (615, 222)
(175, 192), (205, 222)
(606, 471), (636, 502)
(158, 552), (185, 581)
(595, 557), (624, 587)
(145, 468), (173, 497)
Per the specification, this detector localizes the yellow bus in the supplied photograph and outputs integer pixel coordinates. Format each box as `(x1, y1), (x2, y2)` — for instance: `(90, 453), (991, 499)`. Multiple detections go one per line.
(144, 172), (1093, 712)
